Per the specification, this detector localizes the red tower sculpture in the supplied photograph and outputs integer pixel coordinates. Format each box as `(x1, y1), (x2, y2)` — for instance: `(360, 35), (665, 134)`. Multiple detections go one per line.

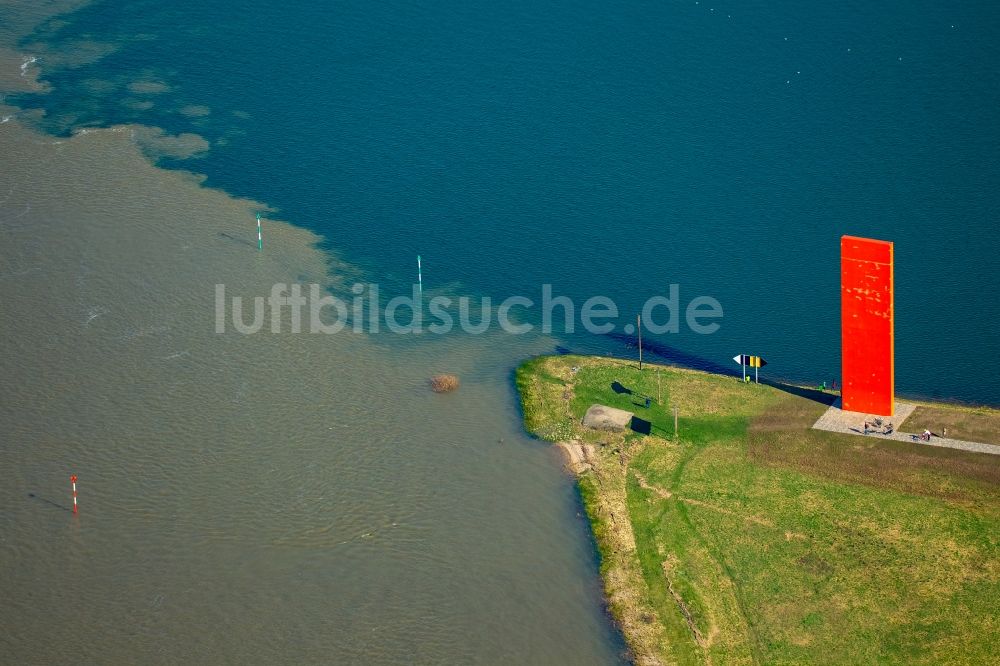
(841, 235), (894, 416)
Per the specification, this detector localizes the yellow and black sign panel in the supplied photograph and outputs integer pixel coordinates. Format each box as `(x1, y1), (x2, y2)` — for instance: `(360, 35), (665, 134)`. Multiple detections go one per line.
(733, 354), (768, 368)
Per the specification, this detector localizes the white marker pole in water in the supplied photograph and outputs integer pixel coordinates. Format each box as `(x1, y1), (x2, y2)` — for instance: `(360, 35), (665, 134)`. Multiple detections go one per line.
(417, 255), (423, 296)
(256, 213), (262, 251)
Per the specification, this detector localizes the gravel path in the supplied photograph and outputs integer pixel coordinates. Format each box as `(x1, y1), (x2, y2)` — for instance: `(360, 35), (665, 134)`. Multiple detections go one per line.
(812, 400), (1000, 456)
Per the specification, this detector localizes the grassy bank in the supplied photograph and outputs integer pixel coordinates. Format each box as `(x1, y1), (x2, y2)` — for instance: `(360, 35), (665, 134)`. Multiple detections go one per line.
(515, 355), (1000, 665)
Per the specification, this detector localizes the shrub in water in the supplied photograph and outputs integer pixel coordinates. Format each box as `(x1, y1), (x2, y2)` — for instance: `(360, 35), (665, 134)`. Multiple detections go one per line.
(430, 374), (460, 393)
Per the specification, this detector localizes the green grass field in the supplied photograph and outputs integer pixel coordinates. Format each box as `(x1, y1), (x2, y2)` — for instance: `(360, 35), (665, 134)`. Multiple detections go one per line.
(516, 355), (1000, 665)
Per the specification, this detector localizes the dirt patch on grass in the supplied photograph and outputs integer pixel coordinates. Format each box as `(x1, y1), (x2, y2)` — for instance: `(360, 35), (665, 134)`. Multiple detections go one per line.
(750, 394), (1000, 505)
(900, 405), (1000, 445)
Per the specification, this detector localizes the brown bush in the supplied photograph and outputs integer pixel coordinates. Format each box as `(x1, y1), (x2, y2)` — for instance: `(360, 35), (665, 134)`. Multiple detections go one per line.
(430, 374), (460, 393)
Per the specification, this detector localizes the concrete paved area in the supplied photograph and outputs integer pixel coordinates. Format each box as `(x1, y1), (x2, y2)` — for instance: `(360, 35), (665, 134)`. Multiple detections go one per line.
(812, 399), (1000, 456)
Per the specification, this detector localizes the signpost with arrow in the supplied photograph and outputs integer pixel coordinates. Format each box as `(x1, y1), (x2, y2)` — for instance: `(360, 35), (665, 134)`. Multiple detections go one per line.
(733, 354), (767, 383)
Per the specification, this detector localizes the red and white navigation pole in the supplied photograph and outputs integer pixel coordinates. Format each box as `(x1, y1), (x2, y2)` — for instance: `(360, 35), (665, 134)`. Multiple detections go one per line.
(70, 475), (78, 514)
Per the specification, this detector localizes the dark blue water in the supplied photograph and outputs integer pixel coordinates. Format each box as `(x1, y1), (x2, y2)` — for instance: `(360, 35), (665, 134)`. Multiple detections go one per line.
(15, 0), (1000, 404)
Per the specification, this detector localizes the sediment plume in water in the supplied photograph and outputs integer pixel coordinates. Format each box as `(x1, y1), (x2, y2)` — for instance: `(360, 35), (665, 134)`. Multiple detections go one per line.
(0, 108), (621, 665)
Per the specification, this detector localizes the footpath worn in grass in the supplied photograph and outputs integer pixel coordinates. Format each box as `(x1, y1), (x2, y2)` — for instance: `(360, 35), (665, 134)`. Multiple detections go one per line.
(515, 355), (1000, 665)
